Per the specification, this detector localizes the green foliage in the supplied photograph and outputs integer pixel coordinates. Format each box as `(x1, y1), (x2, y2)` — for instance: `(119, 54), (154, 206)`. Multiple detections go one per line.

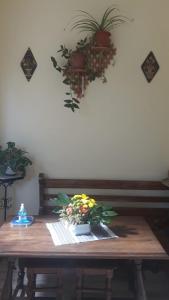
(57, 45), (72, 59)
(64, 92), (80, 112)
(51, 57), (62, 72)
(54, 193), (70, 206)
(51, 39), (88, 111)
(51, 193), (118, 225)
(51, 38), (88, 74)
(51, 8), (121, 112)
(76, 37), (88, 49)
(71, 7), (128, 33)
(0, 142), (32, 176)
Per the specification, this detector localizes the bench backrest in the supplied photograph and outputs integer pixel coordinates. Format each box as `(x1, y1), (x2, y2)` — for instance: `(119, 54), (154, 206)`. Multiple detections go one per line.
(39, 173), (169, 222)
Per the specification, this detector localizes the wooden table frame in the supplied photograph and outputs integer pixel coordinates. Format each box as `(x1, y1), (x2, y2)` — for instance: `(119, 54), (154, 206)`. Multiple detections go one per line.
(0, 216), (168, 300)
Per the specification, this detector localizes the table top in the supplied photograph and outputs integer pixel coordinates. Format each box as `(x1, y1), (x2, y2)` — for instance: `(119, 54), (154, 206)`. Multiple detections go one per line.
(0, 216), (167, 260)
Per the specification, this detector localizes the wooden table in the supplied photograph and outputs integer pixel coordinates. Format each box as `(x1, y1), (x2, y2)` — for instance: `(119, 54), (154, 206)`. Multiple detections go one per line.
(0, 216), (167, 259)
(0, 216), (168, 300)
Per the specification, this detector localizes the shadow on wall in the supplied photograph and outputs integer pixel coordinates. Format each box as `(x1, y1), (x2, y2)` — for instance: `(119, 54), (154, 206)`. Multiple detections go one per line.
(13, 175), (39, 216)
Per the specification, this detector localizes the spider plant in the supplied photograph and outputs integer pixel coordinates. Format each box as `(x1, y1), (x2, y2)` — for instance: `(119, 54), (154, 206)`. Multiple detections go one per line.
(71, 7), (127, 33)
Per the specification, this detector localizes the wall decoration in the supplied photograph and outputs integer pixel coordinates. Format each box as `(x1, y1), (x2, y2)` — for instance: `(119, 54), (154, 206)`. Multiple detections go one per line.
(20, 48), (37, 81)
(141, 51), (159, 83)
(51, 7), (129, 112)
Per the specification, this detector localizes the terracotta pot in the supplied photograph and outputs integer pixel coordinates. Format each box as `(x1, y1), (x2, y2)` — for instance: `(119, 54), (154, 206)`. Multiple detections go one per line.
(69, 51), (85, 69)
(94, 30), (111, 47)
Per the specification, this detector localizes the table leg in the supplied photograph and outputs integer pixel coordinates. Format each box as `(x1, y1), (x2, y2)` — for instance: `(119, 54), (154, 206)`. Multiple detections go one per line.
(134, 260), (147, 300)
(1, 259), (15, 300)
(12, 259), (25, 299)
(3, 184), (8, 222)
(17, 259), (25, 289)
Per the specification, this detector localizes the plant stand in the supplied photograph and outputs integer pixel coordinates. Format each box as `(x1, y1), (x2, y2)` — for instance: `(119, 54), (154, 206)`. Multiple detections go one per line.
(0, 175), (24, 221)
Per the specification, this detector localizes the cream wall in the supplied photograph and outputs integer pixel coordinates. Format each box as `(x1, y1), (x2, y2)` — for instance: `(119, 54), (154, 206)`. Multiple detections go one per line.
(0, 0), (169, 214)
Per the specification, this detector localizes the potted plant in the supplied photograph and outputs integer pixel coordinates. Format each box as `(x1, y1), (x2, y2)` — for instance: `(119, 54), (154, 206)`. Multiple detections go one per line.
(52, 193), (117, 235)
(71, 7), (128, 47)
(0, 142), (32, 176)
(69, 50), (86, 69)
(54, 38), (88, 70)
(51, 8), (122, 111)
(51, 38), (90, 111)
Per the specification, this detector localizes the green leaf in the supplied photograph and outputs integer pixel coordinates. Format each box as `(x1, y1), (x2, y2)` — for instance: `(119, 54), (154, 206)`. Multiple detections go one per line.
(57, 193), (70, 205)
(71, 7), (128, 33)
(51, 56), (57, 68)
(72, 98), (80, 103)
(64, 103), (72, 108)
(101, 204), (114, 210)
(73, 103), (80, 109)
(101, 217), (114, 224)
(56, 66), (62, 72)
(52, 207), (61, 214)
(50, 196), (69, 207)
(100, 7), (118, 30)
(64, 100), (72, 103)
(63, 78), (70, 85)
(102, 210), (118, 217)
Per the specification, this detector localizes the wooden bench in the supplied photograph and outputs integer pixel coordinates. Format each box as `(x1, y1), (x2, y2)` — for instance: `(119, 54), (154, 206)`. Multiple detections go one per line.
(39, 173), (169, 232)
(19, 173), (169, 300)
(25, 173), (169, 300)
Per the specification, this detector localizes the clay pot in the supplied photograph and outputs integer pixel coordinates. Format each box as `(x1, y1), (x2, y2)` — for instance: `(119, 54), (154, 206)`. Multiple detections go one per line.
(69, 51), (86, 69)
(94, 31), (111, 47)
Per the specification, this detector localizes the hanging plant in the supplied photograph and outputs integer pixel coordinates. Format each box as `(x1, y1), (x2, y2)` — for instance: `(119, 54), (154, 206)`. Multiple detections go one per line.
(71, 7), (128, 46)
(51, 38), (116, 111)
(51, 38), (89, 112)
(51, 7), (128, 112)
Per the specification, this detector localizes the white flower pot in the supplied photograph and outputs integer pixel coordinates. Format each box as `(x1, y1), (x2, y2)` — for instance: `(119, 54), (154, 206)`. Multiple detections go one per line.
(69, 223), (91, 236)
(5, 166), (16, 176)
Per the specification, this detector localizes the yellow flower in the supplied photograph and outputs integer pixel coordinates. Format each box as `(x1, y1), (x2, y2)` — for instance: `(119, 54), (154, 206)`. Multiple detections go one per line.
(72, 194), (82, 199)
(81, 194), (88, 199)
(72, 194), (96, 209)
(88, 199), (96, 207)
(81, 199), (88, 204)
(83, 204), (88, 208)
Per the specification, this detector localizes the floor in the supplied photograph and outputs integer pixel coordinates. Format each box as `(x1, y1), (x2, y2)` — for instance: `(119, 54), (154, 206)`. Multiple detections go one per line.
(1, 259), (169, 300)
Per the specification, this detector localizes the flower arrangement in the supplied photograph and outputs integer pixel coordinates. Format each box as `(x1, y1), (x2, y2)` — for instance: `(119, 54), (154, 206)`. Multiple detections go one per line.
(52, 193), (117, 225)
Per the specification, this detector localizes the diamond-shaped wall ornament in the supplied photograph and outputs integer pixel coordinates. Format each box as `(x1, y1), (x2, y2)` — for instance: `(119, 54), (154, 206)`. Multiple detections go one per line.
(141, 51), (159, 83)
(20, 48), (37, 81)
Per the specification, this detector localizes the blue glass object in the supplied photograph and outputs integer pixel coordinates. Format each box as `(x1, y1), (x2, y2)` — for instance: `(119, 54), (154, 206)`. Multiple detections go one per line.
(10, 203), (33, 226)
(11, 216), (34, 226)
(18, 203), (27, 221)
